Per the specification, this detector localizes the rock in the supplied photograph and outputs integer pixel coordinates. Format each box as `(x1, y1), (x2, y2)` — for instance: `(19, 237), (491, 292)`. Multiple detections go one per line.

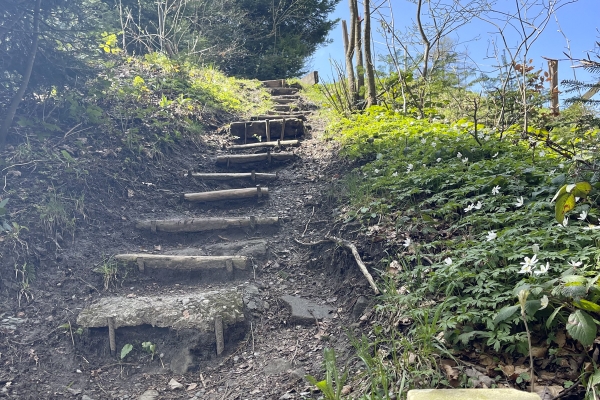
(280, 295), (335, 324)
(243, 285), (264, 312)
(352, 296), (369, 320)
(77, 289), (245, 332)
(168, 379), (184, 390)
(170, 347), (193, 374)
(138, 389), (159, 400)
(263, 358), (293, 375)
(82, 395), (96, 400)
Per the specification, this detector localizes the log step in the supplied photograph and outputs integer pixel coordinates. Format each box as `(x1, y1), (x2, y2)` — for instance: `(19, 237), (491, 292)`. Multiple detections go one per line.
(230, 119), (304, 140)
(216, 153), (296, 166)
(262, 79), (287, 88)
(268, 88), (298, 96)
(114, 254), (248, 272)
(183, 186), (269, 202)
(187, 171), (278, 181)
(227, 140), (299, 150)
(273, 98), (297, 104)
(273, 95), (301, 100)
(273, 104), (297, 112)
(250, 114), (307, 121)
(136, 216), (279, 233)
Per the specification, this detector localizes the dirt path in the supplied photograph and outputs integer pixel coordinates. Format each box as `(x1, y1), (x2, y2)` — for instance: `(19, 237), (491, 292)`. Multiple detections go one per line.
(0, 80), (373, 400)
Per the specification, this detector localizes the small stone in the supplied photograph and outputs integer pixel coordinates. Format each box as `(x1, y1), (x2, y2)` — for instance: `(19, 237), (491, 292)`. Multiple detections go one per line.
(138, 389), (159, 400)
(168, 379), (183, 390)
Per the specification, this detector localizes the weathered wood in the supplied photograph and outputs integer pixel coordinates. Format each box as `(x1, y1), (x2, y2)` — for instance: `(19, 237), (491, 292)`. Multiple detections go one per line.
(262, 79), (286, 88)
(187, 172), (278, 181)
(107, 316), (116, 355)
(300, 71), (319, 85)
(272, 98), (297, 104)
(228, 140), (299, 150)
(251, 114), (307, 121)
(268, 87), (298, 96)
(136, 216), (279, 233)
(216, 153), (296, 165)
(229, 119), (303, 140)
(273, 104), (295, 112)
(215, 315), (224, 355)
(183, 187), (269, 202)
(114, 254), (249, 271)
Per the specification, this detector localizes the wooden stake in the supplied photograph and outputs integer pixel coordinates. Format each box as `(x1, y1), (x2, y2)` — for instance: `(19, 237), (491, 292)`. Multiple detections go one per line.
(183, 187), (269, 202)
(187, 172), (278, 181)
(107, 316), (116, 355)
(215, 315), (224, 356)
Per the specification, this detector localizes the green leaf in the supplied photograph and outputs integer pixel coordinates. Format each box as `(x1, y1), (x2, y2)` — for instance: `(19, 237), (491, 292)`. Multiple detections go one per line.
(571, 182), (592, 198)
(120, 343), (133, 360)
(494, 305), (520, 325)
(0, 198), (8, 209)
(574, 299), (600, 313)
(546, 305), (564, 329)
(555, 192), (575, 223)
(566, 310), (596, 346)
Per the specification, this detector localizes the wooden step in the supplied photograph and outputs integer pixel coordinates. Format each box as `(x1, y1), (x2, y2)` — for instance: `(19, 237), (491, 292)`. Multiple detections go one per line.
(183, 186), (269, 202)
(136, 216), (280, 233)
(230, 119), (304, 141)
(228, 140), (299, 150)
(250, 114), (307, 121)
(268, 87), (298, 96)
(273, 95), (300, 100)
(114, 254), (249, 272)
(272, 104), (298, 112)
(273, 98), (297, 104)
(187, 171), (278, 181)
(262, 79), (287, 88)
(216, 152), (296, 166)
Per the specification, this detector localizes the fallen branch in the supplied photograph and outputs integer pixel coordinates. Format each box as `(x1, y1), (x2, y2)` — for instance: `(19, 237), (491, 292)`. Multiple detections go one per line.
(294, 236), (379, 294)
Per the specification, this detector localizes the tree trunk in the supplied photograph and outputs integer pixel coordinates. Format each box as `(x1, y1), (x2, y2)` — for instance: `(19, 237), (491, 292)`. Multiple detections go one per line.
(0, 0), (42, 149)
(363, 0), (377, 107)
(354, 3), (364, 99)
(342, 19), (356, 104)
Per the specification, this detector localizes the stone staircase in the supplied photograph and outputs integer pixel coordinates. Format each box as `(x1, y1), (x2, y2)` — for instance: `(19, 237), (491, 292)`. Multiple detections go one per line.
(77, 77), (313, 369)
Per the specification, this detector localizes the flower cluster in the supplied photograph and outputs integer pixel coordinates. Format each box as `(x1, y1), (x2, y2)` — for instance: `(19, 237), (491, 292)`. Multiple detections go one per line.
(518, 254), (550, 275)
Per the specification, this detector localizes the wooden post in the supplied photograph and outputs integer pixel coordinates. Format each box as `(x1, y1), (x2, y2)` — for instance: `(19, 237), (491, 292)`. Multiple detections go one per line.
(215, 315), (224, 356)
(265, 119), (271, 142)
(107, 316), (116, 355)
(281, 118), (286, 140)
(548, 58), (559, 116)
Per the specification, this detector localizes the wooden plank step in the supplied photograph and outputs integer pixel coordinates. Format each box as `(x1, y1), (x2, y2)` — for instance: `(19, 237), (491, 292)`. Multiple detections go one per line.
(216, 153), (296, 166)
(273, 98), (297, 104)
(250, 114), (307, 121)
(268, 88), (298, 95)
(114, 254), (249, 272)
(136, 216), (279, 233)
(230, 119), (303, 140)
(187, 171), (278, 181)
(273, 104), (297, 112)
(273, 95), (300, 100)
(262, 79), (286, 88)
(184, 186), (269, 202)
(227, 140), (300, 150)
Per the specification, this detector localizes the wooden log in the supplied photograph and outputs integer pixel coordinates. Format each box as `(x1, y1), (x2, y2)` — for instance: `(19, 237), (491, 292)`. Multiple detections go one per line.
(229, 119), (303, 140)
(262, 79), (286, 88)
(273, 104), (294, 112)
(114, 254), (249, 271)
(272, 98), (297, 104)
(227, 140), (299, 150)
(187, 172), (278, 181)
(183, 187), (268, 202)
(268, 87), (298, 96)
(136, 216), (279, 233)
(215, 153), (295, 165)
(251, 114), (307, 121)
(215, 315), (224, 356)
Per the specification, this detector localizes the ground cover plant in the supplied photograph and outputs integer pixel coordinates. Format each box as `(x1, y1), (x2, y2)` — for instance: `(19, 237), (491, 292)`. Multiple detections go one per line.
(325, 105), (600, 397)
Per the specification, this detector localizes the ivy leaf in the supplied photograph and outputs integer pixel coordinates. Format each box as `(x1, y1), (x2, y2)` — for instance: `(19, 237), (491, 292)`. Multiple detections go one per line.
(493, 305), (520, 325)
(566, 310), (596, 346)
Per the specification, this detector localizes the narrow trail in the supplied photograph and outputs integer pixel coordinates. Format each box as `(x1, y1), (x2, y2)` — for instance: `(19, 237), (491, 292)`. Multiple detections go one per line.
(71, 77), (373, 400)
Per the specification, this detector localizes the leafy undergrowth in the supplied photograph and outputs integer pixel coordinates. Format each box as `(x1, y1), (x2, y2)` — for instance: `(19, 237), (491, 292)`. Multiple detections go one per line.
(327, 106), (600, 398)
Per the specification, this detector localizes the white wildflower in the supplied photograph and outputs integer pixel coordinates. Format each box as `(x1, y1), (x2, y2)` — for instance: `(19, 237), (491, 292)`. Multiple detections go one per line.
(558, 163), (564, 169)
(519, 254), (539, 274)
(403, 237), (411, 248)
(539, 150), (546, 157)
(431, 142), (437, 148)
(406, 163), (413, 173)
(486, 231), (497, 241)
(374, 169), (380, 174)
(444, 257), (453, 265)
(436, 158), (442, 162)
(474, 201), (483, 210)
(578, 210), (588, 221)
(535, 262), (550, 275)
(464, 203), (475, 212)
(462, 157), (469, 163)
(491, 185), (501, 195)
(539, 295), (549, 310)
(515, 196), (524, 207)
(562, 217), (569, 227)
(376, 153), (383, 160)
(457, 152), (462, 158)
(392, 172), (398, 177)
(421, 138), (426, 144)
(492, 152), (499, 158)
(568, 260), (582, 268)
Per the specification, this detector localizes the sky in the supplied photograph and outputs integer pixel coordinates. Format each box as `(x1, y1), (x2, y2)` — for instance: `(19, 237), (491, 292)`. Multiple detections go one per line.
(308, 0), (600, 95)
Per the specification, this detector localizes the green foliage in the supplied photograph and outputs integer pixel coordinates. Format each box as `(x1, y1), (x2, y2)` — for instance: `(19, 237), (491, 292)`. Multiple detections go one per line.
(95, 258), (121, 290)
(329, 107), (600, 359)
(120, 344), (133, 360)
(141, 341), (157, 360)
(305, 348), (349, 400)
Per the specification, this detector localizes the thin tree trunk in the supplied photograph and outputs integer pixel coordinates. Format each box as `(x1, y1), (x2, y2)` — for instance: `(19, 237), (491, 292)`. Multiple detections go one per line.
(342, 17), (356, 104)
(0, 0), (42, 150)
(354, 11), (364, 99)
(415, 0), (430, 117)
(363, 0), (377, 107)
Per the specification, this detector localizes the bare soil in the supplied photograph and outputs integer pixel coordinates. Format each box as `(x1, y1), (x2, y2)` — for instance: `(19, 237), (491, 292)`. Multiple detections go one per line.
(0, 96), (375, 399)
